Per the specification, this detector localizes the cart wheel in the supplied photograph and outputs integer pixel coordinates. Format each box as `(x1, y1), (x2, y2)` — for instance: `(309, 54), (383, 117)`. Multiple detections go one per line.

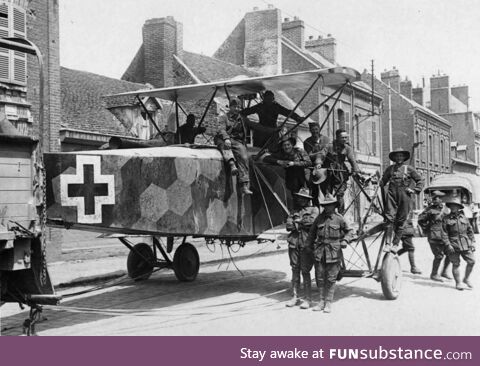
(380, 252), (402, 300)
(173, 243), (200, 282)
(127, 243), (154, 281)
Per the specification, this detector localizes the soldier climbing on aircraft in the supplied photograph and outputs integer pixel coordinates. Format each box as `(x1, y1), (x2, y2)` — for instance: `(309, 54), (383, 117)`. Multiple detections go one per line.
(215, 99), (252, 195)
(380, 147), (424, 247)
(312, 129), (360, 214)
(176, 113), (206, 144)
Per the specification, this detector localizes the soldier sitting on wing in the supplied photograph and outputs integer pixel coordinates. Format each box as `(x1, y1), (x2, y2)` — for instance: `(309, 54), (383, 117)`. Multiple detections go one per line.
(263, 134), (312, 207)
(215, 99), (252, 195)
(418, 190), (452, 282)
(441, 196), (476, 291)
(313, 129), (360, 214)
(379, 147), (424, 247)
(306, 194), (354, 313)
(285, 188), (319, 309)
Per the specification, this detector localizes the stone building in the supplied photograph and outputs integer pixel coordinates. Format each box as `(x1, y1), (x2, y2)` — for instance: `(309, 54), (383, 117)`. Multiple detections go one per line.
(362, 68), (452, 209)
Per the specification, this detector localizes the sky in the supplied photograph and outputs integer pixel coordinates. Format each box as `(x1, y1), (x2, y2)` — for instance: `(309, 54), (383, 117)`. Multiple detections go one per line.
(59, 0), (480, 110)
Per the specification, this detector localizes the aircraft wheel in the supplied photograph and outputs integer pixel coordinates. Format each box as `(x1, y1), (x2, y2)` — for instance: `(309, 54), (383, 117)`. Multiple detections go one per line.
(380, 252), (402, 300)
(127, 243), (154, 281)
(173, 243), (199, 282)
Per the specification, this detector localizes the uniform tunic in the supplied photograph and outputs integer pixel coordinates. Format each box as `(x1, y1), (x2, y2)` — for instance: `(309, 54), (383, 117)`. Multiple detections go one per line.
(418, 203), (448, 259)
(442, 212), (476, 267)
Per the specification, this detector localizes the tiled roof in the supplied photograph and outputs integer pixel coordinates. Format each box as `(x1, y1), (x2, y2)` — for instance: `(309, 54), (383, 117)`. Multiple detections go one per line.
(179, 51), (257, 83)
(61, 67), (147, 136)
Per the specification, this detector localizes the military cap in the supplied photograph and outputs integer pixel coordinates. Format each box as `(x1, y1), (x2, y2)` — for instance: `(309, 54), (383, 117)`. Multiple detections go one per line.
(308, 122), (320, 128)
(389, 148), (410, 161)
(279, 134), (296, 146)
(444, 196), (464, 209)
(431, 190), (445, 198)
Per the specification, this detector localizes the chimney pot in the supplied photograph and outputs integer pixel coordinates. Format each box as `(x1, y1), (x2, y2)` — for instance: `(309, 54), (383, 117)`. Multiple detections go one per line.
(284, 17), (290, 22)
(318, 35), (322, 39)
(327, 33), (332, 37)
(294, 16), (299, 20)
(253, 6), (259, 10)
(309, 35), (313, 40)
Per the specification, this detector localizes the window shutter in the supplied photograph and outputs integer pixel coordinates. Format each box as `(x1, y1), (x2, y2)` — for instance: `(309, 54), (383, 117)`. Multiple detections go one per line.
(12, 5), (26, 85)
(0, 2), (10, 81)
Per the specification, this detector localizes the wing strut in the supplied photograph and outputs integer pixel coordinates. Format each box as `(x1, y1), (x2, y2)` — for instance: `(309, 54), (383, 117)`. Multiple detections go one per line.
(197, 87), (218, 129)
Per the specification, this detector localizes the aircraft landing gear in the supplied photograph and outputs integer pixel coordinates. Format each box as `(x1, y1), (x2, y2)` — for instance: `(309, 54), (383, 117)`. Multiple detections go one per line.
(126, 243), (155, 281)
(173, 243), (200, 282)
(380, 252), (402, 300)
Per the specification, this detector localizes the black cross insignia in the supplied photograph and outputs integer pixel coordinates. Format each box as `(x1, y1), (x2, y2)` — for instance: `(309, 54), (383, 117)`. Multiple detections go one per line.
(67, 164), (109, 215)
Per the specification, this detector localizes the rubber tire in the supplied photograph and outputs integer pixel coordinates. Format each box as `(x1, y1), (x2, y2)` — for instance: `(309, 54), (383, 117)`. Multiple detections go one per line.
(380, 252), (402, 300)
(127, 243), (154, 281)
(173, 243), (200, 282)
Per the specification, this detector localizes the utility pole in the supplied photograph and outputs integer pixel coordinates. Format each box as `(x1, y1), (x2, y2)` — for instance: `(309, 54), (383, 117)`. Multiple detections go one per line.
(371, 60), (375, 117)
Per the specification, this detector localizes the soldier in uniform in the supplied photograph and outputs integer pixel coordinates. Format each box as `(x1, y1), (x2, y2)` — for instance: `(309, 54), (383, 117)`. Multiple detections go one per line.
(397, 218), (422, 274)
(418, 190), (451, 282)
(285, 188), (319, 309)
(263, 134), (312, 204)
(442, 197), (476, 290)
(303, 122), (329, 207)
(215, 99), (252, 195)
(313, 129), (360, 214)
(380, 148), (424, 246)
(175, 113), (206, 144)
(306, 194), (353, 313)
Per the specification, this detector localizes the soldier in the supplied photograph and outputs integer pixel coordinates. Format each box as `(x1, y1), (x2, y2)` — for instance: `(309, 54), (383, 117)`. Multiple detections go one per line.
(175, 113), (206, 144)
(303, 122), (329, 207)
(285, 188), (319, 309)
(397, 218), (422, 274)
(306, 194), (353, 313)
(313, 129), (360, 214)
(380, 148), (424, 246)
(240, 90), (304, 149)
(215, 99), (252, 195)
(442, 197), (476, 290)
(263, 134), (312, 204)
(418, 190), (451, 282)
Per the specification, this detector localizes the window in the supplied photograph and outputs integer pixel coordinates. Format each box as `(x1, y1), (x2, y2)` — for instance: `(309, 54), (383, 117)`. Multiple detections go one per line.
(429, 135), (433, 163)
(354, 114), (359, 150)
(345, 111), (350, 137)
(0, 2), (27, 85)
(324, 105), (334, 138)
(371, 118), (377, 156)
(337, 109), (345, 131)
(415, 130), (420, 160)
(440, 139), (444, 165)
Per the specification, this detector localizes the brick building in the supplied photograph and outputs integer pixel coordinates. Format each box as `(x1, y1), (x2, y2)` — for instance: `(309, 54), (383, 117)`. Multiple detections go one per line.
(413, 73), (480, 175)
(362, 68), (452, 209)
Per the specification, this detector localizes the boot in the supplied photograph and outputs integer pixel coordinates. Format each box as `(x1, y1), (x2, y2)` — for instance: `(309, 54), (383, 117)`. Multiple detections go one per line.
(463, 264), (474, 289)
(240, 182), (253, 195)
(408, 251), (422, 274)
(228, 160), (238, 176)
(323, 282), (335, 313)
(430, 258), (444, 282)
(453, 266), (465, 291)
(397, 248), (406, 256)
(286, 274), (300, 307)
(441, 257), (452, 280)
(312, 285), (325, 311)
(300, 274), (312, 309)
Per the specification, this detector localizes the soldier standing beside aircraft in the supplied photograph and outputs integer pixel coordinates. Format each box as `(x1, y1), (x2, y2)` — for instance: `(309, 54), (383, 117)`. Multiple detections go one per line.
(176, 113), (206, 144)
(418, 190), (452, 282)
(380, 148), (424, 246)
(263, 134), (312, 204)
(306, 194), (353, 313)
(441, 197), (476, 290)
(303, 122), (329, 207)
(313, 129), (360, 214)
(285, 188), (319, 309)
(397, 217), (422, 274)
(215, 99), (252, 195)
(240, 90), (304, 149)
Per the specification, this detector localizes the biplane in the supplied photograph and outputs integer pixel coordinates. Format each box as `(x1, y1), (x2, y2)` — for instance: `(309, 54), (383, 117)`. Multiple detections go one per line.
(44, 66), (402, 300)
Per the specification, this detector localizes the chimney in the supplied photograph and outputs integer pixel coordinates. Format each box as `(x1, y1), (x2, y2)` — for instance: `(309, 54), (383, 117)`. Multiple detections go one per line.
(244, 7), (282, 74)
(430, 74), (449, 114)
(400, 78), (412, 99)
(305, 33), (336, 64)
(412, 87), (424, 106)
(142, 17), (183, 88)
(451, 85), (469, 108)
(380, 68), (400, 92)
(282, 16), (305, 48)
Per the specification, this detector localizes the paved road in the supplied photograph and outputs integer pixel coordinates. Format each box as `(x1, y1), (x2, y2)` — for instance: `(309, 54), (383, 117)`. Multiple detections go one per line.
(1, 236), (479, 336)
